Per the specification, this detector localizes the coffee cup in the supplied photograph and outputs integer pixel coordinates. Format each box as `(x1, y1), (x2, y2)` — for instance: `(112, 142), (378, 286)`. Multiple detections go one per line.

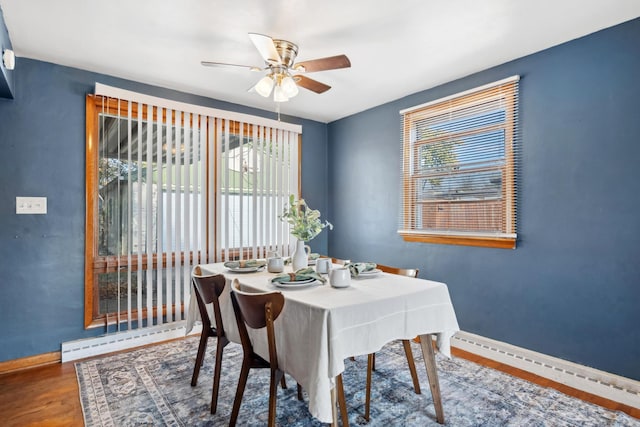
(267, 257), (284, 273)
(329, 267), (351, 288)
(316, 258), (332, 274)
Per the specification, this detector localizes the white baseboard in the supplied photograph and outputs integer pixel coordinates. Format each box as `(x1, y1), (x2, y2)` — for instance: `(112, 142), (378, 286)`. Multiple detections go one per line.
(61, 321), (202, 362)
(452, 331), (640, 410)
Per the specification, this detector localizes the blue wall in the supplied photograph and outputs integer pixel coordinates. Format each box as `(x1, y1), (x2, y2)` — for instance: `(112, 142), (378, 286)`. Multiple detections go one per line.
(0, 58), (328, 361)
(328, 18), (640, 381)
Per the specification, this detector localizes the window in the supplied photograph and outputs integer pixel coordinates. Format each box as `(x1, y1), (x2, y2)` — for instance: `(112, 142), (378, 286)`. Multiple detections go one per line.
(399, 76), (519, 249)
(85, 86), (300, 329)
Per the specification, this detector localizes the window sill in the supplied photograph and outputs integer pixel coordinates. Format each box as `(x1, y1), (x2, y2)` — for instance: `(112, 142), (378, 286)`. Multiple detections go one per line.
(399, 231), (516, 249)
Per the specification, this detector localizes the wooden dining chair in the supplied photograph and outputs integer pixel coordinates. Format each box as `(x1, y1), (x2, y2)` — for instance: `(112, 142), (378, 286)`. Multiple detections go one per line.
(330, 257), (351, 265)
(230, 279), (350, 426)
(229, 280), (287, 427)
(319, 255), (351, 266)
(363, 263), (421, 421)
(190, 266), (229, 414)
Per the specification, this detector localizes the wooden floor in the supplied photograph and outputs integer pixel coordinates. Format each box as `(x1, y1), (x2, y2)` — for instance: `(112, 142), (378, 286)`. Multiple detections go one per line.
(0, 342), (637, 426)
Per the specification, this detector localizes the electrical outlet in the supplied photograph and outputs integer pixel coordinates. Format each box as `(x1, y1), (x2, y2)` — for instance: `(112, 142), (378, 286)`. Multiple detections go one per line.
(16, 197), (47, 214)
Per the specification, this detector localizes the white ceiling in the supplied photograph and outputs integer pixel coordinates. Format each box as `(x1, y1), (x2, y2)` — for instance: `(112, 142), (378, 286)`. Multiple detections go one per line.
(2, 0), (639, 123)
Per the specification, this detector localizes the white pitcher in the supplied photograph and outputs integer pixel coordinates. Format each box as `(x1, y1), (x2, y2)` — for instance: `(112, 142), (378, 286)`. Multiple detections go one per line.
(292, 240), (311, 271)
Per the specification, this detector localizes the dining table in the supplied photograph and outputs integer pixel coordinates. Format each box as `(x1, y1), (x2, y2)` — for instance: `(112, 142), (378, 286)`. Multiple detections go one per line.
(185, 261), (460, 425)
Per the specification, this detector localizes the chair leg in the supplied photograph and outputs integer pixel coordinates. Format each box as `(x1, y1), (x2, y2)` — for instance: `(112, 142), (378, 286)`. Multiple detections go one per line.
(229, 359), (251, 427)
(268, 369), (283, 427)
(402, 339), (422, 395)
(372, 352), (376, 371)
(191, 331), (209, 386)
(364, 353), (374, 421)
(280, 375), (287, 389)
(297, 383), (303, 401)
(336, 374), (349, 427)
(210, 338), (228, 414)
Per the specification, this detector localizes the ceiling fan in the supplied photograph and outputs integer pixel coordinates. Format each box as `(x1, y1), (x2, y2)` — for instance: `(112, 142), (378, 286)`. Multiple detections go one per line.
(201, 33), (351, 102)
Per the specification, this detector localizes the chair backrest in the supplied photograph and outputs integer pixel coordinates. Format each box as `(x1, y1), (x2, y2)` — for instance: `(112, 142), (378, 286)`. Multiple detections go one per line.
(231, 279), (285, 369)
(192, 267), (227, 336)
(376, 263), (419, 278)
(331, 257), (351, 266)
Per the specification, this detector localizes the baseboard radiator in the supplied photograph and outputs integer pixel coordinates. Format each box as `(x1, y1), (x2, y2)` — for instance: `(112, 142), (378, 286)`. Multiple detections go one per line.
(452, 331), (640, 410)
(61, 321), (201, 363)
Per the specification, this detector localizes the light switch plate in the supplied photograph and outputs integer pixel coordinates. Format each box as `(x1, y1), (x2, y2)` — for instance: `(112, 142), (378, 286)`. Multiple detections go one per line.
(16, 197), (47, 214)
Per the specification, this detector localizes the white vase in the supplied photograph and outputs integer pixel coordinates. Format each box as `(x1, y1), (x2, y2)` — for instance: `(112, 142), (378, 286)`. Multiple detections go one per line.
(292, 239), (311, 271)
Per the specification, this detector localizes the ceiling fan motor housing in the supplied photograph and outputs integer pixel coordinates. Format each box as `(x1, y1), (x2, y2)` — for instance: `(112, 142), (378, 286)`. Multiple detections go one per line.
(272, 39), (298, 67)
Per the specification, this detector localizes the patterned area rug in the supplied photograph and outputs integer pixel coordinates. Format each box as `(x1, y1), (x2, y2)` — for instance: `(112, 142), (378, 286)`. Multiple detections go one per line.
(76, 336), (638, 426)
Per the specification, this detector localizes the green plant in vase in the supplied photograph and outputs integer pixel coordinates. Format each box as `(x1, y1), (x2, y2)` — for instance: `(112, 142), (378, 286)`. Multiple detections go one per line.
(279, 194), (332, 270)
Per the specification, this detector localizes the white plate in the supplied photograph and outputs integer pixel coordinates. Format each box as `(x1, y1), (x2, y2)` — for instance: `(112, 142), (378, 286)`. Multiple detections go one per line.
(227, 266), (263, 273)
(308, 259), (317, 265)
(357, 268), (382, 276)
(272, 278), (316, 288)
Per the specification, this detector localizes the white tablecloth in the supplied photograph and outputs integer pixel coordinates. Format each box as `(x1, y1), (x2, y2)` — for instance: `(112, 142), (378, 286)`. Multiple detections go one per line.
(186, 263), (459, 423)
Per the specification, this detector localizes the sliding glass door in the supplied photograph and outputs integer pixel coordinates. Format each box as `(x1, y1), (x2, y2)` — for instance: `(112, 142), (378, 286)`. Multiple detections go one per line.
(85, 93), (300, 330)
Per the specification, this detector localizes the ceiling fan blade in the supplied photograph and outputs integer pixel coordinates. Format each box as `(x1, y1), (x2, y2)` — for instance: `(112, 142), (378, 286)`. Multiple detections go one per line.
(201, 61), (261, 71)
(248, 33), (282, 64)
(294, 75), (331, 94)
(293, 54), (351, 73)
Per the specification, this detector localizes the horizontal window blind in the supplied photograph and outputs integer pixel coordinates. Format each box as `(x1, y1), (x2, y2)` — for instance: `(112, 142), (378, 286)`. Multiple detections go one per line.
(399, 76), (519, 247)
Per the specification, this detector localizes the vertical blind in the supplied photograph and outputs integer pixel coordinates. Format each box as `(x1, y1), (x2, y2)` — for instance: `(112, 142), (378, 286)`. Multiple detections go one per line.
(92, 84), (300, 331)
(398, 76), (519, 246)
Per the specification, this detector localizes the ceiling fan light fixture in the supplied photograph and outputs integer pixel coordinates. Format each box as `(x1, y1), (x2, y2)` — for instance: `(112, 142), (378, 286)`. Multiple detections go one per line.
(273, 85), (289, 102)
(281, 75), (299, 98)
(255, 75), (274, 97)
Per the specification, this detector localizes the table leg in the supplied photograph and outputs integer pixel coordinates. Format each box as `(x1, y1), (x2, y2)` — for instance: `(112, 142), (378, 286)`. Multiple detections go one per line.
(331, 383), (339, 426)
(336, 374), (349, 427)
(330, 374), (349, 426)
(419, 333), (445, 424)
